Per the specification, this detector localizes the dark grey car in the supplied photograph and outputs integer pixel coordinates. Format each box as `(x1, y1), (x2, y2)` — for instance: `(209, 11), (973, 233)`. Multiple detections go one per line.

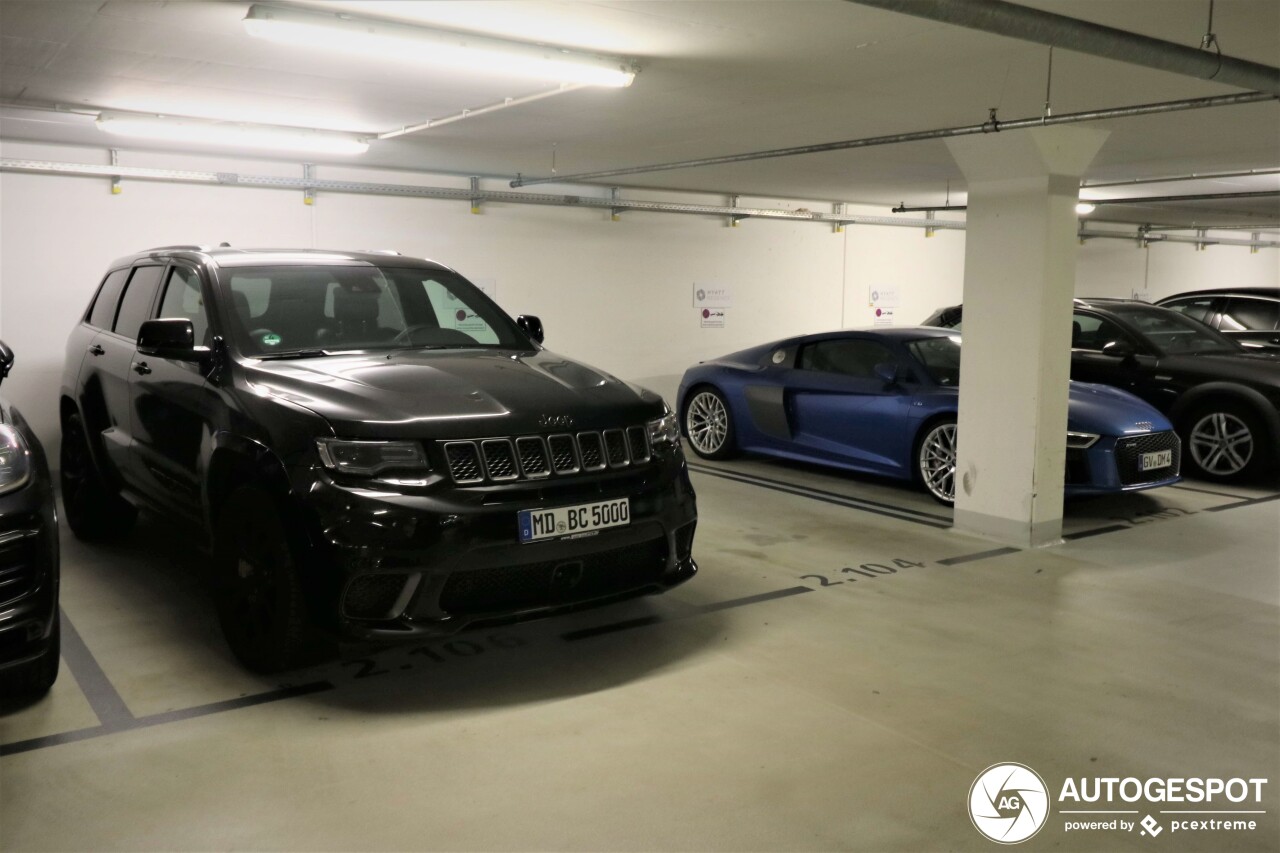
(0, 341), (60, 697)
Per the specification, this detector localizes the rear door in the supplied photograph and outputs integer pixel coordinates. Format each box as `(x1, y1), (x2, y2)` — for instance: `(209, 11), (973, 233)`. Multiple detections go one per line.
(784, 336), (913, 473)
(87, 265), (165, 488)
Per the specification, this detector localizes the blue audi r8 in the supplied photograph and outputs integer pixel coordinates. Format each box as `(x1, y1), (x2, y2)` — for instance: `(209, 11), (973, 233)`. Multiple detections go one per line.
(677, 327), (1182, 504)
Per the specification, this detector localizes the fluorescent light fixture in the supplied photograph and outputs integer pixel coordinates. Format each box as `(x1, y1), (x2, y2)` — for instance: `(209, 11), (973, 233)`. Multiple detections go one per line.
(96, 114), (369, 155)
(243, 4), (636, 88)
(1075, 202), (1097, 215)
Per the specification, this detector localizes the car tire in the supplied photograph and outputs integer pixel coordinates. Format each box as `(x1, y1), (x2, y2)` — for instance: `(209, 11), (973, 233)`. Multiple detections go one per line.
(684, 387), (738, 460)
(915, 418), (958, 506)
(213, 486), (331, 673)
(60, 412), (137, 541)
(1181, 401), (1274, 482)
(0, 613), (60, 697)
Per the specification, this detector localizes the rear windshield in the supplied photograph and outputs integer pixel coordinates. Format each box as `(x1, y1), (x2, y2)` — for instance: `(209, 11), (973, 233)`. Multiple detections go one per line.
(218, 265), (528, 356)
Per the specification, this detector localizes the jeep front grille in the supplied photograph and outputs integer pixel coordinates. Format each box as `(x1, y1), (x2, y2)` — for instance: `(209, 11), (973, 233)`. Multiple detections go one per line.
(443, 428), (652, 485)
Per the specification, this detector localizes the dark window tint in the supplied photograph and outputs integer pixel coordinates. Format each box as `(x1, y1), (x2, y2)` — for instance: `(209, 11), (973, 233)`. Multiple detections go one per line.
(1161, 297), (1216, 324)
(87, 269), (130, 329)
(907, 336), (961, 386)
(798, 339), (896, 379)
(223, 265), (525, 356)
(113, 266), (165, 341)
(1071, 312), (1131, 351)
(157, 266), (210, 345)
(1221, 297), (1280, 331)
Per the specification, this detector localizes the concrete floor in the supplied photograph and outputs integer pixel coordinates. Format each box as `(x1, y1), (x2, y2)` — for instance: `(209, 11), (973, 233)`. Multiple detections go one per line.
(2, 446), (1278, 851)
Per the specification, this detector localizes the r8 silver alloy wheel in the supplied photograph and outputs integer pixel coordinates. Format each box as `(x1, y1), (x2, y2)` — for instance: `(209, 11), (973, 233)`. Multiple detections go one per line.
(685, 389), (735, 460)
(1189, 411), (1254, 477)
(918, 421), (957, 505)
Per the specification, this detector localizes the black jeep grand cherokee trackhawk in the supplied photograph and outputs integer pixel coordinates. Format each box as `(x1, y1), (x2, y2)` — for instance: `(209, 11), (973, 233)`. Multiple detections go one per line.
(61, 246), (697, 672)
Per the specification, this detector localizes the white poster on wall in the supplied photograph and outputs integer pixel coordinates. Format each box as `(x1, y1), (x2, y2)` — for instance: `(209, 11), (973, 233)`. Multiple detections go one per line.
(693, 284), (733, 308)
(700, 308), (727, 328)
(873, 307), (895, 327)
(868, 285), (900, 308)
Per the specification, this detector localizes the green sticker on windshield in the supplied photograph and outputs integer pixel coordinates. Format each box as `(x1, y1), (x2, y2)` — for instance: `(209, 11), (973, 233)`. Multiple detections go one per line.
(262, 333), (281, 347)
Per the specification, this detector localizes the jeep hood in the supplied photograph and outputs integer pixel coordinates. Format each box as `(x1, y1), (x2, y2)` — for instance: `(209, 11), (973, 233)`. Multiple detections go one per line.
(241, 348), (664, 439)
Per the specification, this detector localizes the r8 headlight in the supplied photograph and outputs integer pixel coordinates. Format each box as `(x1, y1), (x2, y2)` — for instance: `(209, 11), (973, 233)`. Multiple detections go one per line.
(0, 424), (32, 496)
(647, 410), (680, 447)
(316, 438), (430, 478)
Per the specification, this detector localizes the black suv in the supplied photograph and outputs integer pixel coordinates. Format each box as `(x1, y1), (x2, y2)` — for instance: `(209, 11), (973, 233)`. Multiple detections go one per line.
(1, 341), (60, 696)
(61, 247), (697, 672)
(1156, 288), (1280, 350)
(923, 299), (1280, 482)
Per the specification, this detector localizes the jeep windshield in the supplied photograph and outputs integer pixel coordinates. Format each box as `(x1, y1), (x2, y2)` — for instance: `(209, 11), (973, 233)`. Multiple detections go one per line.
(220, 265), (529, 357)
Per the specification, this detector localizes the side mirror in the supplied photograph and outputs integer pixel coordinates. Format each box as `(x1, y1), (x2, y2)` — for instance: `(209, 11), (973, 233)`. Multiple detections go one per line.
(873, 361), (902, 386)
(0, 340), (13, 386)
(517, 314), (544, 345)
(138, 319), (204, 361)
(1100, 339), (1136, 359)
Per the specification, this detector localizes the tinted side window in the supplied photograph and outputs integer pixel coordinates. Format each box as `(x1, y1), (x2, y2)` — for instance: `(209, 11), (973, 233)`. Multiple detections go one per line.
(1072, 312), (1131, 351)
(156, 266), (211, 345)
(113, 266), (165, 341)
(87, 269), (130, 329)
(1161, 297), (1216, 324)
(798, 339), (896, 379)
(1221, 297), (1280, 331)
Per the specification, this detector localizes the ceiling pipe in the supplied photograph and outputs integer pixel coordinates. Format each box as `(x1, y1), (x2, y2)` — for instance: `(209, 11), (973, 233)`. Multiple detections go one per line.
(844, 0), (1280, 95)
(893, 190), (1280, 213)
(1083, 168), (1280, 188)
(509, 91), (1274, 187)
(3, 156), (1275, 248)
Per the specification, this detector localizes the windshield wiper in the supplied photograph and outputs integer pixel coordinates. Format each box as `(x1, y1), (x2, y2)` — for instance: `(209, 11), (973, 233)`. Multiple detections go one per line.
(255, 349), (332, 360)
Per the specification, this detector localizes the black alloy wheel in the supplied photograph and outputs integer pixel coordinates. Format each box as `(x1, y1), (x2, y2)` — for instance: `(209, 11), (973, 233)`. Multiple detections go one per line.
(213, 486), (330, 673)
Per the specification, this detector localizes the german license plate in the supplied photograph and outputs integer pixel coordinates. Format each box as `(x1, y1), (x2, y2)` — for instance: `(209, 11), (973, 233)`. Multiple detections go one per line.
(1140, 449), (1173, 471)
(518, 498), (630, 543)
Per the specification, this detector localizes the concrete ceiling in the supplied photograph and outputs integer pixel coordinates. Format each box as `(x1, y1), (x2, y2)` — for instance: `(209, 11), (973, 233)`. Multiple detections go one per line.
(2, 0), (1278, 228)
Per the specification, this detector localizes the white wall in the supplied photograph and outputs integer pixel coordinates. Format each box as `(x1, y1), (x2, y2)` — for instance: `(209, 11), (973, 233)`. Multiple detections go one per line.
(2, 139), (1277, 452)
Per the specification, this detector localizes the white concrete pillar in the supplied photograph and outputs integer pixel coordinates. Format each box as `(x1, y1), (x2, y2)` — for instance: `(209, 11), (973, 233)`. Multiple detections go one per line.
(945, 126), (1109, 548)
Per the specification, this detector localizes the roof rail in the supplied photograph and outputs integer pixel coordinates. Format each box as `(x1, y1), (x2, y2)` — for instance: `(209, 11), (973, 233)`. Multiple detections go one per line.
(143, 244), (213, 252)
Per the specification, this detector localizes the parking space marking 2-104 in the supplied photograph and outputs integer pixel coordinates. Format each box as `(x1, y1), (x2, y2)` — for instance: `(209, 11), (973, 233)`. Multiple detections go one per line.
(801, 558), (926, 588)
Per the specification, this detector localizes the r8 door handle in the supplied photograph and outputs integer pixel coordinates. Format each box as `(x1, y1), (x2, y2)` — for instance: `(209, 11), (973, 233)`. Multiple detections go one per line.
(132, 362), (152, 376)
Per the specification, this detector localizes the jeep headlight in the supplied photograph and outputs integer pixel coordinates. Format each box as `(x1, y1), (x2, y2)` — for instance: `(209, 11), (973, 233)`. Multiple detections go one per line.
(0, 424), (32, 496)
(647, 410), (680, 447)
(1065, 431), (1100, 449)
(316, 439), (430, 478)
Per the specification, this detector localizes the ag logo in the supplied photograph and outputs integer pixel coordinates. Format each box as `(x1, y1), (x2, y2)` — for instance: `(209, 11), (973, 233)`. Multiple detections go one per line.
(968, 763), (1050, 844)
